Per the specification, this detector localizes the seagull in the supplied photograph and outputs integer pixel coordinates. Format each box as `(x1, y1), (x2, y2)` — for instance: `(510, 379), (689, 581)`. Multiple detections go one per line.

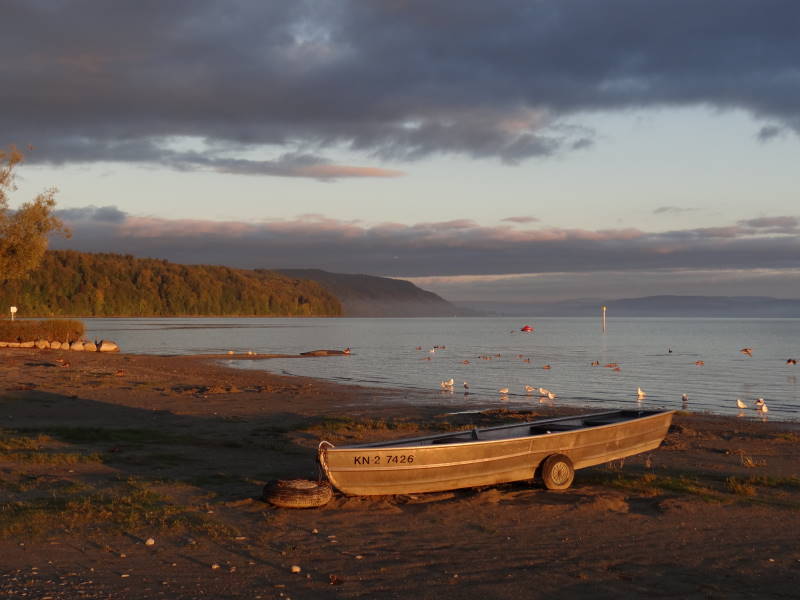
(546, 391), (557, 400)
(524, 385), (535, 394)
(591, 360), (600, 366)
(463, 382), (469, 391)
(637, 387), (646, 400)
(787, 358), (797, 365)
(498, 387), (509, 395)
(754, 398), (765, 408)
(736, 398), (747, 409)
(740, 348), (753, 357)
(542, 364), (551, 370)
(681, 393), (689, 403)
(755, 399), (768, 413)
(538, 387), (551, 396)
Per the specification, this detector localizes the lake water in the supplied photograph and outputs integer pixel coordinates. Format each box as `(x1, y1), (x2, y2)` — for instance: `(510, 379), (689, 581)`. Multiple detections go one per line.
(84, 317), (800, 421)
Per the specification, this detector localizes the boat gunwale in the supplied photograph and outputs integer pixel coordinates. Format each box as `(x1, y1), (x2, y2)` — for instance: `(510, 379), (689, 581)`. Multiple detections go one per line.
(324, 409), (674, 452)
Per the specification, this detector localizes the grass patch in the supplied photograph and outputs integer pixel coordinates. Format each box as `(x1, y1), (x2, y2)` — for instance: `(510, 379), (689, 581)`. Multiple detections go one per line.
(736, 475), (800, 490)
(725, 476), (757, 496)
(583, 470), (723, 502)
(0, 319), (84, 343)
(20, 427), (201, 446)
(0, 450), (103, 464)
(0, 429), (53, 451)
(773, 432), (800, 442)
(0, 479), (237, 538)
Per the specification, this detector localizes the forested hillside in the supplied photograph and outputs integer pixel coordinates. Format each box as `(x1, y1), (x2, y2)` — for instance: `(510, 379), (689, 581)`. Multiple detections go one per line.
(1, 251), (342, 317)
(276, 269), (472, 317)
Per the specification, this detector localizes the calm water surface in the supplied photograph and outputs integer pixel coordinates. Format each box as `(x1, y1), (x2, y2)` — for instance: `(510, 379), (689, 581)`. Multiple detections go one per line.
(84, 317), (800, 421)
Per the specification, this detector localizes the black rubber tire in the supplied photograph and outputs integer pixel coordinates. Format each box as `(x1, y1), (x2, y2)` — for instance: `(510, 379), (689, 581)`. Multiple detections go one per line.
(262, 479), (333, 508)
(540, 454), (575, 490)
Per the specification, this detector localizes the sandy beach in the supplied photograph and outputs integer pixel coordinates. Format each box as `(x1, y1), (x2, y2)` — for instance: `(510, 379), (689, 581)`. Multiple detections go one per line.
(1, 348), (799, 599)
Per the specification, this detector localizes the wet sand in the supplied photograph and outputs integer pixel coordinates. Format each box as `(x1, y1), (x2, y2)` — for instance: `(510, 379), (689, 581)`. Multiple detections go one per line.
(1, 348), (799, 599)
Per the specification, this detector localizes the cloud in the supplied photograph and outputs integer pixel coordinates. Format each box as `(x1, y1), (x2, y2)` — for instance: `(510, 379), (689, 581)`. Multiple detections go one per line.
(757, 125), (785, 142)
(738, 216), (799, 232)
(653, 206), (697, 215)
(408, 268), (800, 302)
(54, 205), (127, 223)
(3, 1), (800, 176)
(502, 216), (540, 224)
(52, 207), (800, 284)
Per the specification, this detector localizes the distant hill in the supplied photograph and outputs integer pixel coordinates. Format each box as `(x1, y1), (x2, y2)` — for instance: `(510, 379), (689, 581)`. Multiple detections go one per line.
(276, 269), (472, 317)
(3, 250), (342, 317)
(456, 295), (800, 317)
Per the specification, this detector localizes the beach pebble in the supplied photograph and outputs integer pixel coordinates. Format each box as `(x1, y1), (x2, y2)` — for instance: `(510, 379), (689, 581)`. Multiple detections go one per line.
(145, 538), (155, 546)
(290, 565), (302, 574)
(312, 528), (319, 534)
(211, 563), (220, 570)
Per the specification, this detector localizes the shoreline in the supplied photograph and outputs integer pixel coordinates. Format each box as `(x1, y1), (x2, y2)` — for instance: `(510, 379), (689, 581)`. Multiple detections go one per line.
(2, 348), (799, 599)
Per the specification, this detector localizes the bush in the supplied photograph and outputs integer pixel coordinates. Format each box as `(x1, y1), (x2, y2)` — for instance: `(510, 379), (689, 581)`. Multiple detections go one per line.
(0, 319), (84, 342)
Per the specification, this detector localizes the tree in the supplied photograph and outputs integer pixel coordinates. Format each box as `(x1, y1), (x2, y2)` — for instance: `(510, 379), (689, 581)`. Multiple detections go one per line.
(0, 146), (70, 288)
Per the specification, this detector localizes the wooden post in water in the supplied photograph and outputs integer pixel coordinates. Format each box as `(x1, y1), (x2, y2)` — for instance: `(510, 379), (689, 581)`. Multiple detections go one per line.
(601, 305), (607, 333)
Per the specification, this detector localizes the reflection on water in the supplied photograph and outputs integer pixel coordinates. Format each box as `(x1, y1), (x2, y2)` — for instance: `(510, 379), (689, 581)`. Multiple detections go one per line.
(84, 317), (800, 421)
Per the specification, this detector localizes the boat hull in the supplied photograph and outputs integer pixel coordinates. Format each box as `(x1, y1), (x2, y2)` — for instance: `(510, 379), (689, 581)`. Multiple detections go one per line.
(319, 410), (673, 495)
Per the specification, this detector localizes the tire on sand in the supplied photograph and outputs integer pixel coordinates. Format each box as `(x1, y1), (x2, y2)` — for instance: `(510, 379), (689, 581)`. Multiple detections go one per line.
(263, 479), (333, 508)
(540, 453), (575, 491)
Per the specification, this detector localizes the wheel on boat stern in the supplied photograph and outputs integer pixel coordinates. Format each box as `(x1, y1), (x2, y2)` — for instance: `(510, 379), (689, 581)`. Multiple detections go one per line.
(540, 454), (575, 490)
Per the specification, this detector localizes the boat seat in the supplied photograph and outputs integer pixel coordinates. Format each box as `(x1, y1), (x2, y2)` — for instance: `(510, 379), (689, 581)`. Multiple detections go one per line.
(431, 429), (481, 444)
(529, 423), (581, 434)
(583, 419), (618, 426)
(432, 434), (473, 445)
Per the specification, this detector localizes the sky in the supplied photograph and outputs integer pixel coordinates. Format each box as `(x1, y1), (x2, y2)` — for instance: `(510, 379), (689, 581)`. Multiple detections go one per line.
(3, 0), (800, 303)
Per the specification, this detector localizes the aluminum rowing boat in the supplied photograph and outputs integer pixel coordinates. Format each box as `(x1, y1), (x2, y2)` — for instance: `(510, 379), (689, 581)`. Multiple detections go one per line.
(318, 409), (673, 495)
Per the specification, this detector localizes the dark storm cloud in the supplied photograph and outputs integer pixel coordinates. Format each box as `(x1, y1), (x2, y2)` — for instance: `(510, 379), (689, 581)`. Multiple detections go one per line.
(52, 208), (800, 277)
(3, 1), (800, 176)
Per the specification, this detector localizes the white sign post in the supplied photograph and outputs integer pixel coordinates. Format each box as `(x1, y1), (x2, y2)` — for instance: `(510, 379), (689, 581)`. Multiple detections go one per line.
(9, 306), (17, 321)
